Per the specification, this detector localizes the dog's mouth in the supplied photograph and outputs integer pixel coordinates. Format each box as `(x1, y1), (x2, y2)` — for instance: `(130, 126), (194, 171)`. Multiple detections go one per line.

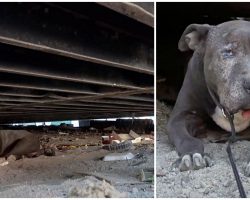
(242, 109), (250, 119)
(228, 108), (250, 120)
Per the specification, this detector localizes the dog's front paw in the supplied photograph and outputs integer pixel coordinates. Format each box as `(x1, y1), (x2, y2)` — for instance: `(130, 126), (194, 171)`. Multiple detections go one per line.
(179, 153), (213, 171)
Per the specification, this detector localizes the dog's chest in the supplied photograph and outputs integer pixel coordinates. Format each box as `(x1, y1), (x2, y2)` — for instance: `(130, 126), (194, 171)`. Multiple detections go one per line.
(211, 106), (250, 132)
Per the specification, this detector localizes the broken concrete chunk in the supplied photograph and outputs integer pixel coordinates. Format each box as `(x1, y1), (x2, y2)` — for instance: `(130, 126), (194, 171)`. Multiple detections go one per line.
(129, 130), (141, 139)
(129, 130), (142, 143)
(103, 152), (135, 161)
(132, 137), (142, 144)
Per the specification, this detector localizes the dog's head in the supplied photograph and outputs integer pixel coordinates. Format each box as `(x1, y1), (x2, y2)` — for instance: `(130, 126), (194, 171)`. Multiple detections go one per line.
(179, 20), (250, 116)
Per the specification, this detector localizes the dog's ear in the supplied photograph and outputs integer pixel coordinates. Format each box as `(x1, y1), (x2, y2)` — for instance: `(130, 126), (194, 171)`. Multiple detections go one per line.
(178, 24), (212, 51)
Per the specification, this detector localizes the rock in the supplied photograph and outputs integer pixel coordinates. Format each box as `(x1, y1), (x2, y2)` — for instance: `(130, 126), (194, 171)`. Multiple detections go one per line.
(0, 160), (8, 166)
(7, 155), (16, 162)
(68, 177), (126, 198)
(44, 148), (56, 156)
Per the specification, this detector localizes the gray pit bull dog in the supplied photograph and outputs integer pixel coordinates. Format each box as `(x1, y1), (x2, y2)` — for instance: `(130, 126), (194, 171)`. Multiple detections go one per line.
(168, 20), (250, 172)
(0, 130), (41, 160)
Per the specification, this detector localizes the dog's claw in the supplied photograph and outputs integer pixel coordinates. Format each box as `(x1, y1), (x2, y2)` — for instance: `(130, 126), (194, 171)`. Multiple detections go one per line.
(179, 153), (212, 171)
(193, 153), (206, 170)
(180, 155), (192, 171)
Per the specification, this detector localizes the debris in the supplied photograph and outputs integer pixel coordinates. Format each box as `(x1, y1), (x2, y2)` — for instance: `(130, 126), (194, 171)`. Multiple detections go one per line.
(58, 132), (69, 136)
(129, 130), (142, 143)
(141, 135), (154, 144)
(0, 157), (9, 166)
(103, 152), (135, 161)
(74, 172), (113, 184)
(102, 140), (133, 152)
(144, 137), (153, 141)
(56, 144), (78, 151)
(68, 176), (126, 198)
(102, 131), (121, 145)
(102, 136), (110, 144)
(0, 127), (153, 197)
(129, 130), (141, 139)
(132, 137), (142, 144)
(129, 153), (147, 166)
(0, 161), (8, 166)
(110, 131), (122, 142)
(130, 159), (147, 166)
(43, 147), (56, 156)
(118, 134), (133, 141)
(111, 140), (120, 144)
(139, 168), (154, 182)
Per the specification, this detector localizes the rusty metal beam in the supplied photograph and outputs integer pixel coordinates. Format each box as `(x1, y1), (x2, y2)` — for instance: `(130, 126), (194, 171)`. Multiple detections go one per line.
(0, 72), (126, 95)
(0, 108), (153, 115)
(0, 97), (154, 108)
(0, 86), (154, 103)
(97, 2), (154, 27)
(0, 87), (154, 111)
(0, 43), (153, 89)
(0, 3), (153, 75)
(3, 102), (153, 110)
(0, 37), (153, 75)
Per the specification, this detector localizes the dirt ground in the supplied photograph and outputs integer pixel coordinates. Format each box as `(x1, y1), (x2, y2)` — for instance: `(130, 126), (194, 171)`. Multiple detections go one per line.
(156, 100), (250, 198)
(0, 130), (154, 198)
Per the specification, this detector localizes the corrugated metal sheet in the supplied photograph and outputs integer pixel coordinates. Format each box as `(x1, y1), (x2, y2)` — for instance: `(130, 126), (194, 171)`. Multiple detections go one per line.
(0, 2), (154, 123)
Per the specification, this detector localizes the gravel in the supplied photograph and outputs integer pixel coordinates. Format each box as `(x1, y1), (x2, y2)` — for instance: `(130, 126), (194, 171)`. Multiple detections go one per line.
(156, 100), (250, 198)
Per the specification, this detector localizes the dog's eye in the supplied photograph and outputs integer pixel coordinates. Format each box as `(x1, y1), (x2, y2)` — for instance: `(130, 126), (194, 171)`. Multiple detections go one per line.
(221, 49), (234, 59)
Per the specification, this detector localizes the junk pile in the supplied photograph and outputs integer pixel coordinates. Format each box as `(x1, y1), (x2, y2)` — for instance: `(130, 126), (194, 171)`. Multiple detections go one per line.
(0, 119), (154, 186)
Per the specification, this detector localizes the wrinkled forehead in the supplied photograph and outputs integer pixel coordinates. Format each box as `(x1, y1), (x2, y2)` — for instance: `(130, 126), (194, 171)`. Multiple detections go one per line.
(207, 21), (250, 48)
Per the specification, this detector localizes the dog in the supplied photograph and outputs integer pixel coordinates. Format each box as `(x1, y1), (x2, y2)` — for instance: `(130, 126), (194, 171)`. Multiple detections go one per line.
(167, 20), (250, 171)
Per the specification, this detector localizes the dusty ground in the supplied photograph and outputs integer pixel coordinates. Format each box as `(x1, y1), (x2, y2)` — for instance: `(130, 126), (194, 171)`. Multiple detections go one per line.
(0, 131), (154, 198)
(156, 100), (250, 198)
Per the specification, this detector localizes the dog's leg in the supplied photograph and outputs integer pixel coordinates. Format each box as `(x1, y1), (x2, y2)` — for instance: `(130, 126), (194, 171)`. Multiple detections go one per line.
(168, 113), (213, 171)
